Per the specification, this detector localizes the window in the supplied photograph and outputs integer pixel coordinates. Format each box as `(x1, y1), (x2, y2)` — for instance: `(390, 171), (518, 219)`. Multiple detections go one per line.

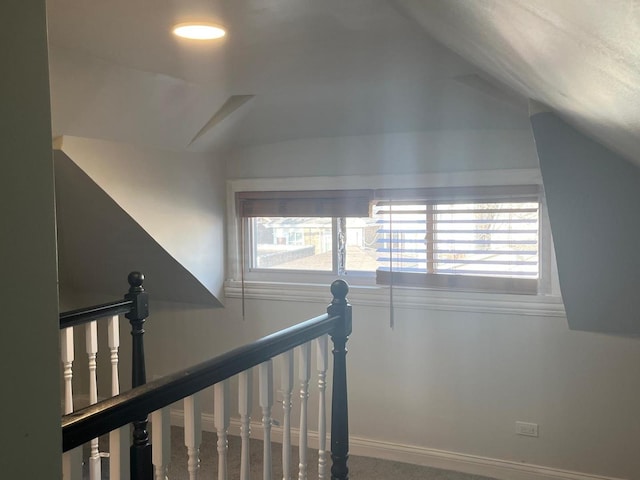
(236, 185), (542, 294)
(247, 216), (379, 273)
(252, 217), (334, 271)
(374, 198), (539, 294)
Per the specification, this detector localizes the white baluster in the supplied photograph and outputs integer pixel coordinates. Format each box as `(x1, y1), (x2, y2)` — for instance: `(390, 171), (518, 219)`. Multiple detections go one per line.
(61, 327), (82, 480)
(297, 343), (311, 480)
(316, 335), (329, 480)
(214, 380), (230, 480)
(280, 351), (294, 480)
(61, 327), (75, 414)
(152, 407), (171, 480)
(260, 360), (274, 480)
(108, 426), (130, 480)
(184, 393), (202, 480)
(86, 320), (101, 480)
(238, 369), (253, 480)
(108, 316), (120, 397)
(108, 316), (129, 480)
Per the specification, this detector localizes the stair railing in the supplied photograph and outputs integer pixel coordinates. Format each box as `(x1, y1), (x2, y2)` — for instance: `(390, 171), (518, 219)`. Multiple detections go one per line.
(59, 271), (148, 480)
(61, 278), (352, 480)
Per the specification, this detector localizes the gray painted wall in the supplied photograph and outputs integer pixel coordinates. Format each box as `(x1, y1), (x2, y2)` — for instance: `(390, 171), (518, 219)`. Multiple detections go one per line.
(0, 1), (61, 477)
(55, 151), (221, 306)
(531, 112), (640, 335)
(58, 136), (226, 302)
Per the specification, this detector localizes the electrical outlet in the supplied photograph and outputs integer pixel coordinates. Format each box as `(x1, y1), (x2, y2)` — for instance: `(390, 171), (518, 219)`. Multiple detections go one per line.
(515, 421), (538, 437)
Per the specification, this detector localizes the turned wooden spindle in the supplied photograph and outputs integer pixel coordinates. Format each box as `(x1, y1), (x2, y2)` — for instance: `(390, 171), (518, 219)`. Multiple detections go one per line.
(108, 315), (129, 480)
(151, 407), (170, 480)
(86, 320), (101, 480)
(108, 316), (121, 397)
(61, 327), (82, 480)
(280, 351), (294, 480)
(328, 280), (351, 480)
(125, 271), (152, 480)
(238, 369), (253, 480)
(298, 342), (311, 480)
(214, 380), (231, 480)
(61, 328), (75, 415)
(260, 360), (274, 480)
(184, 394), (202, 480)
(316, 334), (329, 480)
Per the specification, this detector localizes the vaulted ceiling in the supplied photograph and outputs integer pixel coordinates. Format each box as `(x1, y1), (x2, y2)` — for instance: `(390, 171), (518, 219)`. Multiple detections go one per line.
(46, 0), (640, 165)
(397, 0), (640, 167)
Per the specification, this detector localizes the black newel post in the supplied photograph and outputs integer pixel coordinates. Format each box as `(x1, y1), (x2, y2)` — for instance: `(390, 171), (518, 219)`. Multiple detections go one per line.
(328, 279), (352, 480)
(125, 271), (153, 480)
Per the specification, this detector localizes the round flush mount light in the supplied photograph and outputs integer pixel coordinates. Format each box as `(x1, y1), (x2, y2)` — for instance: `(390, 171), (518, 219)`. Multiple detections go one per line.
(172, 23), (226, 40)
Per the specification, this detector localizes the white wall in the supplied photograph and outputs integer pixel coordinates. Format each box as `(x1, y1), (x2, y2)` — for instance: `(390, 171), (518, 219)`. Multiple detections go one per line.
(0, 1), (61, 477)
(65, 127), (640, 479)
(142, 129), (640, 479)
(139, 291), (640, 480)
(226, 129), (540, 178)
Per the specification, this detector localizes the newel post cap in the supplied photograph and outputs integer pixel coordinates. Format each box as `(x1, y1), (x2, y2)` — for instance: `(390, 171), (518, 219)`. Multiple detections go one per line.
(128, 271), (145, 292)
(126, 271), (149, 321)
(330, 279), (349, 305)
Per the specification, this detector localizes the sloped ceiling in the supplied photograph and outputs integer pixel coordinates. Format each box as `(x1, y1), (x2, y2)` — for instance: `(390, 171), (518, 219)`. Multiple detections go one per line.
(396, 0), (640, 167)
(55, 150), (222, 306)
(46, 0), (531, 153)
(47, 0), (640, 165)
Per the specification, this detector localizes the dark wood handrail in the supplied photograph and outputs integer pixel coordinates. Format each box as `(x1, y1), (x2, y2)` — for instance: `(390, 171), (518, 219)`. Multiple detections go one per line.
(59, 299), (134, 329)
(62, 312), (340, 452)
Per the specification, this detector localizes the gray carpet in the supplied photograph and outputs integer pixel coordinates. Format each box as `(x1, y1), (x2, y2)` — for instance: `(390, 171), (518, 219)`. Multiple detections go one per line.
(89, 427), (497, 479)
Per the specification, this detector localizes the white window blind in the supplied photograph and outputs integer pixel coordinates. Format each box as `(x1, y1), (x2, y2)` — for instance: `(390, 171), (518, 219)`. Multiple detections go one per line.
(374, 186), (540, 294)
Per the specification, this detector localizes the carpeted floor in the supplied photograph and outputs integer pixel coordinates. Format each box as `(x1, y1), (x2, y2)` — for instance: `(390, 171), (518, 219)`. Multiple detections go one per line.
(89, 427), (497, 479)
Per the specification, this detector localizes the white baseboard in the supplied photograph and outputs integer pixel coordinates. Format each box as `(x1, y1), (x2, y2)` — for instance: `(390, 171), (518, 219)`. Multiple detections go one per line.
(168, 408), (622, 480)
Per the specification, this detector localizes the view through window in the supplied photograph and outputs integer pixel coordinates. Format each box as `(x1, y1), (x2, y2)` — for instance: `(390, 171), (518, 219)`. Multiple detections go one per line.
(249, 200), (539, 282)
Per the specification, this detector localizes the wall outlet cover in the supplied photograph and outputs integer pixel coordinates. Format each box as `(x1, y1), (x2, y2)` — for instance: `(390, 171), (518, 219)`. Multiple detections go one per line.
(515, 421), (539, 437)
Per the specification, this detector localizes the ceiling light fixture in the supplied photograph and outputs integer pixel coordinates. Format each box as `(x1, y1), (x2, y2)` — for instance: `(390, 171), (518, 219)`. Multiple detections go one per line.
(172, 23), (226, 40)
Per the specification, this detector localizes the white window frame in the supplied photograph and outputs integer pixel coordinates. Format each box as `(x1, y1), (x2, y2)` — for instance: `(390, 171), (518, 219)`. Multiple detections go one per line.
(226, 169), (564, 317)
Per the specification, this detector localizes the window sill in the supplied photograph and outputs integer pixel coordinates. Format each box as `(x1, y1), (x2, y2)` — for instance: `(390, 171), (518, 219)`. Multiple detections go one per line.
(224, 280), (566, 318)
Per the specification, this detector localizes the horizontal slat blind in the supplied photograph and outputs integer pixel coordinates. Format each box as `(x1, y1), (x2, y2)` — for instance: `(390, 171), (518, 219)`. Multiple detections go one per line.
(375, 197), (540, 293)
